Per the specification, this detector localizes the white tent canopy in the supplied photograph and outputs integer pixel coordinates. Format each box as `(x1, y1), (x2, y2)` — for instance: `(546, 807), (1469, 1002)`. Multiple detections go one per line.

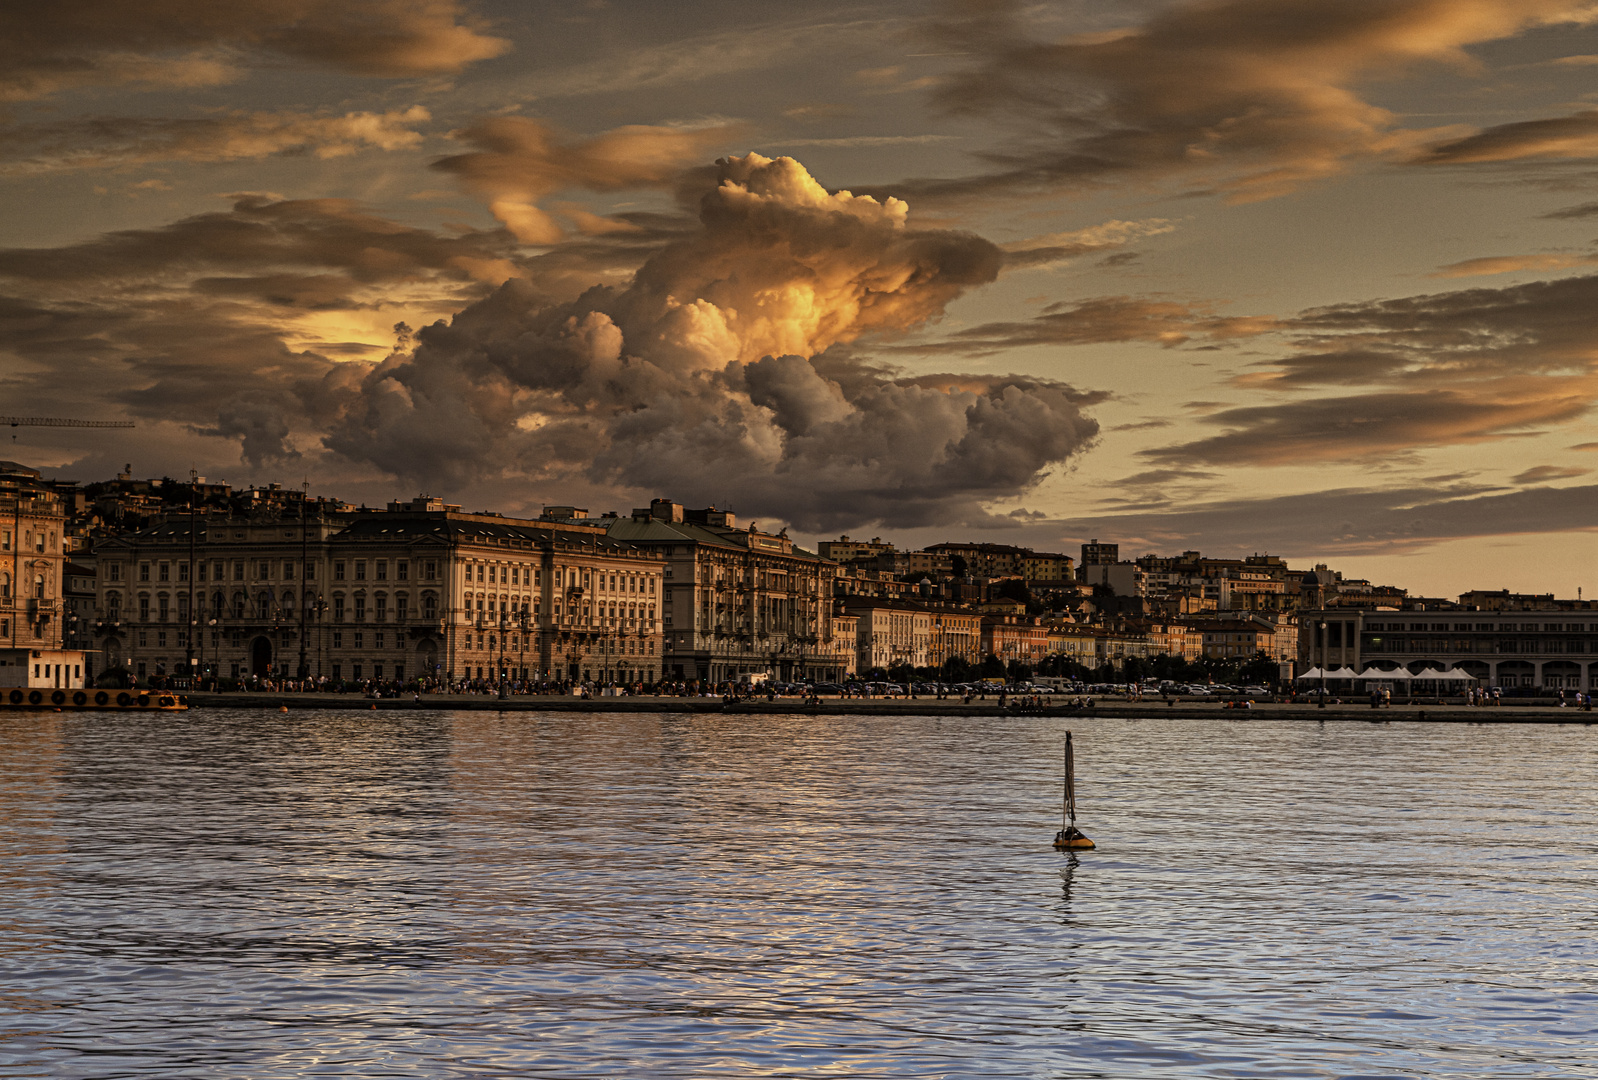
(1359, 667), (1411, 681)
(1426, 667), (1475, 682)
(1296, 667), (1325, 681)
(1325, 666), (1359, 680)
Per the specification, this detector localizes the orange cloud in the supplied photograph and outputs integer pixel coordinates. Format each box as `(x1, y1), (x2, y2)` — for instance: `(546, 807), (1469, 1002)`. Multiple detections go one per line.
(432, 118), (742, 243)
(0, 1), (508, 101)
(0, 108), (432, 174)
(898, 0), (1596, 202)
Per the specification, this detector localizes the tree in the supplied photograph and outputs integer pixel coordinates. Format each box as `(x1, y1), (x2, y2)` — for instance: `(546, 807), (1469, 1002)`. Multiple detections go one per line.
(980, 653), (1005, 679)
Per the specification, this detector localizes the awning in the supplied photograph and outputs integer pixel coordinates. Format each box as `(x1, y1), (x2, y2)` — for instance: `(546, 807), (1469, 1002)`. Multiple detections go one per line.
(1358, 666), (1411, 681)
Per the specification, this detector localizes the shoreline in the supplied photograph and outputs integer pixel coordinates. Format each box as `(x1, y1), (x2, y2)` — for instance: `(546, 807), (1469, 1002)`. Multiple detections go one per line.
(157, 692), (1598, 723)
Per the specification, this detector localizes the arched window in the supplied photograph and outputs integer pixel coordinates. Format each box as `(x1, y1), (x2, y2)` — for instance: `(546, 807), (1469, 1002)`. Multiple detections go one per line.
(34, 574), (45, 599)
(423, 592), (438, 619)
(0, 572), (8, 599)
(281, 590), (294, 613)
(233, 592), (246, 619)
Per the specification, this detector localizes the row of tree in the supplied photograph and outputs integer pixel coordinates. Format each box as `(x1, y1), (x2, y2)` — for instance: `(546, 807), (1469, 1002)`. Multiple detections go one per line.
(863, 651), (1283, 686)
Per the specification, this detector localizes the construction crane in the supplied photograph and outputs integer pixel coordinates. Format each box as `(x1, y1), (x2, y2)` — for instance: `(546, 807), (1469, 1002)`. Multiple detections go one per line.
(2, 416), (135, 442)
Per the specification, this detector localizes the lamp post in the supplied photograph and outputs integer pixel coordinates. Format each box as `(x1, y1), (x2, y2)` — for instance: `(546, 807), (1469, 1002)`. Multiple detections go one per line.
(497, 605), (509, 700)
(1318, 619), (1328, 708)
(185, 478), (196, 685)
(311, 595), (327, 680)
(297, 492), (310, 680)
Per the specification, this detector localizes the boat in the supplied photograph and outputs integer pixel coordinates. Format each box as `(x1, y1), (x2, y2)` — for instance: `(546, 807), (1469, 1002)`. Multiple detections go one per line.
(1052, 730), (1095, 849)
(1, 687), (188, 711)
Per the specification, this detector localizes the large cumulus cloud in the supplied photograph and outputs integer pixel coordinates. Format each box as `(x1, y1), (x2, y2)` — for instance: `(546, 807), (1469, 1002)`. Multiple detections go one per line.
(319, 154), (1101, 529)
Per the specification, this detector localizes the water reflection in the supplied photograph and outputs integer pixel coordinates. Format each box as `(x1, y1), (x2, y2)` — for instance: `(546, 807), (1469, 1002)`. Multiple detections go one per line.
(0, 710), (1594, 1078)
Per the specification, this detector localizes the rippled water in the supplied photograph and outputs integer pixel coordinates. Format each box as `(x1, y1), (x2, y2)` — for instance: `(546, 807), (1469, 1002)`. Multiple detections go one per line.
(2, 710), (1595, 1078)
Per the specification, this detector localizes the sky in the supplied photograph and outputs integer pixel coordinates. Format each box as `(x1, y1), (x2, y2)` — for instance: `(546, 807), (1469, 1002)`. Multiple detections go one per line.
(5, 0), (1598, 598)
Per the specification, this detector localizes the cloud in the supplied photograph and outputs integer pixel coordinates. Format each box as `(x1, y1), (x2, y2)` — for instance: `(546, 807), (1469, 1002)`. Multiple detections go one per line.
(1000, 218), (1176, 270)
(1416, 109), (1598, 165)
(318, 153), (1098, 529)
(1512, 464), (1589, 483)
(0, 107), (431, 175)
(885, 295), (1271, 356)
(1154, 272), (1598, 465)
(1051, 480), (1598, 558)
(887, 0), (1594, 203)
(1430, 252), (1598, 278)
(0, 1), (508, 101)
(1144, 388), (1590, 466)
(1542, 201), (1598, 219)
(431, 117), (741, 242)
(0, 194), (533, 469)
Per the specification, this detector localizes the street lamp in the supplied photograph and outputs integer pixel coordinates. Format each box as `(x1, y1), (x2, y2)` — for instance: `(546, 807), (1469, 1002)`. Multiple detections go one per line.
(497, 605), (509, 700)
(1318, 619), (1328, 709)
(310, 595), (328, 679)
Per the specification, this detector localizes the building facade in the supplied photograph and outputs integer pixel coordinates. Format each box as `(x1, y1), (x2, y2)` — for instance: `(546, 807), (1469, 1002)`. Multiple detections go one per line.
(600, 500), (842, 684)
(1, 465), (87, 688)
(1299, 607), (1598, 690)
(92, 502), (665, 684)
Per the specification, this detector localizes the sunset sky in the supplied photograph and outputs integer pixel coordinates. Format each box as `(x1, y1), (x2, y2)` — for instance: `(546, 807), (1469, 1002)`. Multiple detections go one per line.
(6, 0), (1598, 596)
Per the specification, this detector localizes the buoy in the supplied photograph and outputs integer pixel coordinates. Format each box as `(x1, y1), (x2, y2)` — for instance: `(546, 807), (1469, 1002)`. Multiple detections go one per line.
(370, 704), (377, 710)
(1051, 731), (1095, 849)
(279, 705), (289, 713)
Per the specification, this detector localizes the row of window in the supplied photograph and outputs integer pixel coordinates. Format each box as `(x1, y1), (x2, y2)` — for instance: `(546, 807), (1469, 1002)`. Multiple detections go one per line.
(108, 591), (441, 623)
(1366, 622), (1594, 632)
(110, 559), (441, 584)
(1367, 638), (1598, 654)
(0, 528), (54, 553)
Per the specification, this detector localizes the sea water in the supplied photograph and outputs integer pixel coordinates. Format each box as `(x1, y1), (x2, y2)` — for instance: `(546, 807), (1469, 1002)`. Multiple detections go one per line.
(1, 709), (1594, 1078)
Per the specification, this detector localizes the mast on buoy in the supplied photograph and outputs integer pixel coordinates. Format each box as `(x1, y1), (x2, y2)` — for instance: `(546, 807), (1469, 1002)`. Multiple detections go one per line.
(1053, 730), (1095, 849)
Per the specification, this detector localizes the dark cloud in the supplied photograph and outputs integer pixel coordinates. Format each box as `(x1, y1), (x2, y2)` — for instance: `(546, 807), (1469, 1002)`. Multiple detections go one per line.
(1051, 481), (1598, 558)
(0, 1), (508, 101)
(319, 153), (1098, 529)
(868, 0), (1587, 205)
(1416, 109), (1598, 165)
(1541, 201), (1598, 219)
(1512, 464), (1589, 484)
(0, 194), (528, 477)
(1144, 390), (1587, 466)
(882, 296), (1270, 356)
(1147, 272), (1598, 464)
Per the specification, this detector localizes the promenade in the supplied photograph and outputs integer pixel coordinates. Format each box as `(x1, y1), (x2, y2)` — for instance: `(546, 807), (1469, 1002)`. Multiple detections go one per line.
(179, 692), (1598, 724)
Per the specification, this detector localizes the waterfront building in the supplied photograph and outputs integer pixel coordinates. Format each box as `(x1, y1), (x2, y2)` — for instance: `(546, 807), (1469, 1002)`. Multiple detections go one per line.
(92, 499), (664, 684)
(1, 462), (88, 688)
(1298, 606), (1598, 690)
(926, 541), (1072, 581)
(844, 599), (932, 673)
(597, 500), (840, 684)
(981, 614), (1051, 671)
(816, 535), (896, 563)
